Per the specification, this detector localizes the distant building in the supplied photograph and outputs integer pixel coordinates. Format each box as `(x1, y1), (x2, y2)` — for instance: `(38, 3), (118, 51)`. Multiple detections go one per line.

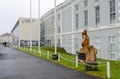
(41, 11), (54, 47)
(0, 33), (12, 46)
(40, 19), (45, 46)
(11, 17), (41, 47)
(41, 0), (120, 60)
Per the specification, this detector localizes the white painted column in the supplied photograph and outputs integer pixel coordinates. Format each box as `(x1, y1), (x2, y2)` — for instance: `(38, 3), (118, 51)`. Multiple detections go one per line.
(58, 53), (60, 62)
(107, 62), (110, 78)
(47, 51), (50, 59)
(71, 4), (75, 54)
(18, 25), (20, 48)
(76, 54), (78, 68)
(60, 9), (63, 47)
(118, 31), (120, 59)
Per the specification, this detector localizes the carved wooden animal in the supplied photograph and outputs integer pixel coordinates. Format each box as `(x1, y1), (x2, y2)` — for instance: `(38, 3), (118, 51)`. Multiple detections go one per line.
(81, 29), (90, 48)
(79, 29), (97, 63)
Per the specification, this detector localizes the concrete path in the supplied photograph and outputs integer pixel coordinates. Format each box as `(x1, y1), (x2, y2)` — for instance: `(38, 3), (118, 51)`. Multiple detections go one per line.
(0, 46), (102, 79)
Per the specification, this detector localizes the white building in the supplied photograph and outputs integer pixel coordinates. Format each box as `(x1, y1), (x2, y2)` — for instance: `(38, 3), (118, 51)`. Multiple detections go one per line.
(41, 0), (120, 60)
(0, 33), (12, 46)
(11, 17), (39, 47)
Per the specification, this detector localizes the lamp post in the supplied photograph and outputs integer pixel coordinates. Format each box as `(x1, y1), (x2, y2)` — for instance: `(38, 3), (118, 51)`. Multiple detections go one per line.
(38, 0), (41, 53)
(30, 0), (32, 51)
(54, 0), (57, 54)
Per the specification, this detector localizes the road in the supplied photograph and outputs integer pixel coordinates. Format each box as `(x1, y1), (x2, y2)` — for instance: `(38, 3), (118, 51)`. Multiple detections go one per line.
(0, 46), (102, 79)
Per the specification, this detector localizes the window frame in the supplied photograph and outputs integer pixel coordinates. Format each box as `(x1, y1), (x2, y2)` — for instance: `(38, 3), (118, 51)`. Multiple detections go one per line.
(108, 36), (117, 60)
(84, 10), (88, 27)
(95, 6), (100, 26)
(109, 0), (116, 24)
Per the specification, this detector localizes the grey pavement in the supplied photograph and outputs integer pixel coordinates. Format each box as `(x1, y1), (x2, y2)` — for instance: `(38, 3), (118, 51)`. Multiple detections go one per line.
(0, 46), (102, 79)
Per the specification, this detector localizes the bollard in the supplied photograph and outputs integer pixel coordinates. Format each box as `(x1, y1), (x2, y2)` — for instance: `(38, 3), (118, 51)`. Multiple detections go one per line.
(25, 47), (27, 51)
(31, 49), (32, 52)
(47, 51), (50, 59)
(26, 47), (27, 52)
(76, 55), (78, 68)
(107, 62), (110, 78)
(34, 49), (36, 55)
(58, 53), (60, 62)
(38, 50), (41, 56)
(27, 47), (28, 51)
(29, 49), (31, 53)
(26, 48), (27, 51)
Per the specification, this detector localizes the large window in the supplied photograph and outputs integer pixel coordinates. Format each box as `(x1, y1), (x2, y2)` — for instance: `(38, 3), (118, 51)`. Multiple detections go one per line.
(95, 6), (100, 26)
(109, 36), (116, 60)
(57, 39), (60, 47)
(75, 4), (79, 11)
(83, 0), (88, 7)
(58, 26), (60, 33)
(95, 0), (99, 2)
(109, 0), (115, 24)
(84, 10), (88, 27)
(75, 14), (79, 30)
(57, 13), (60, 20)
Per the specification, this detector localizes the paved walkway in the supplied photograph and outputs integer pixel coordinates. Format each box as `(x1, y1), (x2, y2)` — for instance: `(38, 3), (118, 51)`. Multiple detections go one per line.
(0, 46), (102, 79)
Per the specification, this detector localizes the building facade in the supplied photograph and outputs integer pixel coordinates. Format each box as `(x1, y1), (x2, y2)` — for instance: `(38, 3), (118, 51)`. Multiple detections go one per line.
(0, 33), (12, 46)
(41, 0), (120, 60)
(11, 17), (40, 47)
(40, 19), (45, 46)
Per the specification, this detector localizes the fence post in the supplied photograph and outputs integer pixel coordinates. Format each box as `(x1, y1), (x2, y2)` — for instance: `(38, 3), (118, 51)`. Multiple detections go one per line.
(27, 48), (29, 51)
(47, 51), (50, 59)
(30, 48), (32, 52)
(76, 54), (78, 68)
(24, 47), (25, 50)
(39, 50), (41, 56)
(25, 47), (26, 51)
(107, 61), (110, 78)
(34, 49), (36, 55)
(26, 48), (28, 52)
(58, 53), (60, 62)
(26, 47), (27, 51)
(29, 48), (31, 53)
(29, 48), (30, 53)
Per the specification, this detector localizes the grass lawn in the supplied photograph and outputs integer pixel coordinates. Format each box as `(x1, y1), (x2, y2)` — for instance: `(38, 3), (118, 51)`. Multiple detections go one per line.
(18, 47), (120, 79)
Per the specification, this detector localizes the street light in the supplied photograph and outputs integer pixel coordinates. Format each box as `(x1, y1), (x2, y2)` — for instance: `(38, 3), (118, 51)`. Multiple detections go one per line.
(54, 0), (57, 54)
(30, 0), (32, 51)
(38, 0), (41, 53)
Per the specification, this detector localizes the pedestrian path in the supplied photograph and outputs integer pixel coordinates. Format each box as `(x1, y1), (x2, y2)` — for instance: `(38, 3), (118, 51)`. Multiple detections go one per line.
(0, 47), (102, 79)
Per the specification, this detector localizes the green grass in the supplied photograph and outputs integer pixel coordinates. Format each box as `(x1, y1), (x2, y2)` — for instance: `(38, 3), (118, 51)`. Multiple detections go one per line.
(18, 47), (120, 79)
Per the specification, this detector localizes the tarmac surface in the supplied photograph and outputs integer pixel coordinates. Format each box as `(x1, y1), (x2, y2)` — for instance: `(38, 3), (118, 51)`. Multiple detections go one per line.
(0, 46), (103, 79)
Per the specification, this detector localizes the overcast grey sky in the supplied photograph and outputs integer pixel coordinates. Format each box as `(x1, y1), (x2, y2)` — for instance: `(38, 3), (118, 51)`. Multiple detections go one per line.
(0, 0), (66, 35)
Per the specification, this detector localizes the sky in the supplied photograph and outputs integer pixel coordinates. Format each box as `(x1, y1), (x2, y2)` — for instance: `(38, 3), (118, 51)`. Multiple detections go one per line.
(0, 0), (66, 35)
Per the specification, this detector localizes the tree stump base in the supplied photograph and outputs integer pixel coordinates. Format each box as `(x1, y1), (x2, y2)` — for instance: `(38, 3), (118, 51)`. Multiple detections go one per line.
(52, 54), (58, 60)
(85, 61), (98, 71)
